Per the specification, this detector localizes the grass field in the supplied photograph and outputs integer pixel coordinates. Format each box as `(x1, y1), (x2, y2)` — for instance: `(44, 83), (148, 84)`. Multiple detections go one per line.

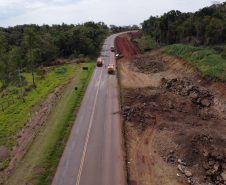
(0, 64), (78, 147)
(0, 59), (94, 184)
(134, 35), (165, 54)
(164, 44), (226, 82)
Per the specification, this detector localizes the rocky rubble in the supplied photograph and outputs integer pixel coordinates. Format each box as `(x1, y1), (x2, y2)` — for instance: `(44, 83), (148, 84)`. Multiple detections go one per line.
(201, 150), (226, 184)
(122, 75), (226, 185)
(159, 132), (226, 185)
(161, 77), (213, 108)
(122, 104), (157, 132)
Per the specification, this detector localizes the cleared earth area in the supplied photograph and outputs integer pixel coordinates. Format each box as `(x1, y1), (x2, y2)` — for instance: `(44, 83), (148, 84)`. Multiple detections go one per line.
(117, 32), (226, 185)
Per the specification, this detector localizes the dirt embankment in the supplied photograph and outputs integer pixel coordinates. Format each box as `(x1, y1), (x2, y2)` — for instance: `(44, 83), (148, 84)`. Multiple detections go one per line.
(118, 32), (226, 185)
(116, 32), (141, 58)
(0, 85), (66, 181)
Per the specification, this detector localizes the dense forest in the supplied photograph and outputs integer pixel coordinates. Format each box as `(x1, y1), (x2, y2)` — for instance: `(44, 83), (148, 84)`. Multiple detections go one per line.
(142, 2), (226, 49)
(0, 21), (139, 86)
(0, 21), (109, 80)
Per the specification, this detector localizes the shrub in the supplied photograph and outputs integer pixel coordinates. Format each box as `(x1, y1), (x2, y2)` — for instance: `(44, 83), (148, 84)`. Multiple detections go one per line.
(11, 87), (19, 94)
(23, 89), (27, 96)
(22, 80), (28, 87)
(1, 90), (8, 98)
(55, 67), (67, 74)
(25, 84), (33, 92)
(36, 68), (47, 79)
(78, 54), (84, 58)
(7, 137), (15, 147)
(76, 57), (89, 63)
(0, 158), (10, 171)
(221, 53), (226, 60)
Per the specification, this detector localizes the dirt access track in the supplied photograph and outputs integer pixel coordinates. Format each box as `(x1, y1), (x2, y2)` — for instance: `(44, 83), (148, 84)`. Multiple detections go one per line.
(116, 32), (226, 185)
(116, 31), (141, 58)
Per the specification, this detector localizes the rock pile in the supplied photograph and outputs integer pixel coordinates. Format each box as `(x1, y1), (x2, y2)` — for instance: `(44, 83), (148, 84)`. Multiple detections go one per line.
(122, 104), (157, 131)
(201, 150), (226, 184)
(161, 77), (213, 108)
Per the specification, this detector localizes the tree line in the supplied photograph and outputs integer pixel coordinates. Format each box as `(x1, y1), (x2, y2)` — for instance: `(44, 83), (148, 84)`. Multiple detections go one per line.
(109, 24), (140, 33)
(142, 2), (226, 48)
(0, 21), (109, 82)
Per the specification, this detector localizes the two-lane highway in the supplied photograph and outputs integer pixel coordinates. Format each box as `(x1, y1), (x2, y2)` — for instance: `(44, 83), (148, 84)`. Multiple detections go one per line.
(52, 33), (126, 185)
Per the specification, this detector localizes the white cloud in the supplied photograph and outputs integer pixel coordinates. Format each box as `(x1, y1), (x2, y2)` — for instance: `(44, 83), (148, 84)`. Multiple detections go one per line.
(0, 0), (218, 27)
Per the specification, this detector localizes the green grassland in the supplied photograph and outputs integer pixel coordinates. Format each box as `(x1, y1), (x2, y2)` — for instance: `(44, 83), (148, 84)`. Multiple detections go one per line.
(1, 58), (93, 184)
(0, 58), (96, 183)
(134, 35), (165, 54)
(0, 64), (77, 147)
(164, 44), (226, 82)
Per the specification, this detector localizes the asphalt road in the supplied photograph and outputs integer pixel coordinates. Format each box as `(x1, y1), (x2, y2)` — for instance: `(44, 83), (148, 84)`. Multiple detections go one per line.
(52, 33), (126, 185)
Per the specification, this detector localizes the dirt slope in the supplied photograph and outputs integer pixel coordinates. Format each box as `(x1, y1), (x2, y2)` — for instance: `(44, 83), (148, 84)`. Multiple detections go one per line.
(117, 32), (226, 185)
(116, 32), (141, 58)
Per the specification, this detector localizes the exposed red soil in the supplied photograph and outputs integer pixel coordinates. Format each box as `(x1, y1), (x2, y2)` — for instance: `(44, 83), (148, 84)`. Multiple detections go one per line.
(26, 178), (38, 185)
(116, 32), (141, 58)
(117, 32), (226, 185)
(0, 146), (9, 160)
(34, 166), (45, 172)
(131, 31), (142, 40)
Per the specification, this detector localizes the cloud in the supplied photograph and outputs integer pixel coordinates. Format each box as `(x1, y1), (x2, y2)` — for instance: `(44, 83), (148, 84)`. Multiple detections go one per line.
(0, 0), (82, 20)
(0, 0), (215, 27)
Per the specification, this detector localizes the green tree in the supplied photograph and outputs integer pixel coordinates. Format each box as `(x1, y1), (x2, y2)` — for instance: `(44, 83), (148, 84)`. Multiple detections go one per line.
(9, 47), (22, 71)
(0, 36), (9, 84)
(24, 27), (38, 88)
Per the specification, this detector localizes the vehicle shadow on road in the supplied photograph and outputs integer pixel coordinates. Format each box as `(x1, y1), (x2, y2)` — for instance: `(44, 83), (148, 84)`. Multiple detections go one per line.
(108, 71), (115, 75)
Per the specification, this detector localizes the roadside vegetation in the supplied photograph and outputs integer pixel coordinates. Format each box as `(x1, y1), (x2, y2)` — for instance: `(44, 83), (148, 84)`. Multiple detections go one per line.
(0, 62), (78, 170)
(2, 60), (94, 184)
(37, 61), (93, 185)
(134, 35), (165, 54)
(164, 44), (226, 82)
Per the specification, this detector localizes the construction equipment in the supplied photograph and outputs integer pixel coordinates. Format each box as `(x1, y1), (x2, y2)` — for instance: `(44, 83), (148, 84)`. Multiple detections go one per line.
(96, 58), (102, 67)
(108, 64), (114, 73)
(111, 46), (114, 52)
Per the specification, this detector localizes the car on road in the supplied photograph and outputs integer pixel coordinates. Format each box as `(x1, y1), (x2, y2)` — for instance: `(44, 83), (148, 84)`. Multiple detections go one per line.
(111, 46), (115, 52)
(116, 54), (119, 57)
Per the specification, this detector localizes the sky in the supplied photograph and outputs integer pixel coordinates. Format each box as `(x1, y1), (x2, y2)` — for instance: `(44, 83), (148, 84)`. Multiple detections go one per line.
(0, 0), (223, 28)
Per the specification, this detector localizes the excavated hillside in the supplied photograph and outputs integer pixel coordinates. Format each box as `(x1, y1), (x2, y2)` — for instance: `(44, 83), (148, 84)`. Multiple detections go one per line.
(116, 32), (226, 185)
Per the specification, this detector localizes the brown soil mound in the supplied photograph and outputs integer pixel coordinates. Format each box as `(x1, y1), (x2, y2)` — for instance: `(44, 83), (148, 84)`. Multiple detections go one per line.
(119, 49), (226, 185)
(129, 55), (165, 74)
(116, 32), (141, 58)
(131, 31), (142, 40)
